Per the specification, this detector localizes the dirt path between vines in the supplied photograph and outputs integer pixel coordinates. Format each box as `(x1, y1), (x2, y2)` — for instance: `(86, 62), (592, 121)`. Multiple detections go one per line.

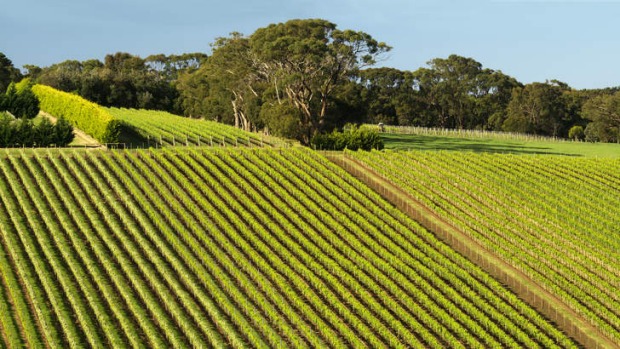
(39, 112), (104, 149)
(326, 152), (618, 349)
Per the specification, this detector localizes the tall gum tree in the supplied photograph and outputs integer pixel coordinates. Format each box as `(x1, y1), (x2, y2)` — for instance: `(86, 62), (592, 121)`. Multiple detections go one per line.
(503, 81), (570, 136)
(249, 19), (390, 143)
(204, 33), (260, 131)
(582, 91), (620, 142)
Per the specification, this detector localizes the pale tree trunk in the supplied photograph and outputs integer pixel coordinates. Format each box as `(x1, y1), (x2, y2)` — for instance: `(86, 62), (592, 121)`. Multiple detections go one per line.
(231, 99), (241, 129)
(231, 91), (252, 132)
(286, 86), (315, 143)
(239, 111), (250, 131)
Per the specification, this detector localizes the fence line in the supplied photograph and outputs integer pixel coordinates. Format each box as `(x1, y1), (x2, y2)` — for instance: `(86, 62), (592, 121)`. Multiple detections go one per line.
(326, 151), (617, 349)
(362, 124), (581, 143)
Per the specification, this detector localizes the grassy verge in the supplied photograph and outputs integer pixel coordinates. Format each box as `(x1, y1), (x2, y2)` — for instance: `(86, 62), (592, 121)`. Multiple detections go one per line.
(381, 133), (620, 157)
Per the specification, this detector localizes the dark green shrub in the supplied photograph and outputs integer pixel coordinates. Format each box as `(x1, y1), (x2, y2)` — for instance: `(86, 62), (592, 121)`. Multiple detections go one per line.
(14, 118), (34, 146)
(55, 117), (75, 145)
(0, 113), (74, 147)
(2, 82), (40, 119)
(568, 125), (585, 141)
(35, 118), (55, 146)
(311, 124), (384, 151)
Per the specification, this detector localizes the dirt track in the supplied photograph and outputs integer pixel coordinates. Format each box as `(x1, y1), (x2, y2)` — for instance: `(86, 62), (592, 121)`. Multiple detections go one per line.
(39, 112), (103, 148)
(326, 152), (618, 349)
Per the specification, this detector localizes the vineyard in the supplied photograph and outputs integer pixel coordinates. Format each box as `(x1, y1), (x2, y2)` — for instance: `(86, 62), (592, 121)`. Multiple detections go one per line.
(364, 124), (571, 142)
(0, 147), (576, 348)
(108, 108), (291, 148)
(351, 150), (620, 346)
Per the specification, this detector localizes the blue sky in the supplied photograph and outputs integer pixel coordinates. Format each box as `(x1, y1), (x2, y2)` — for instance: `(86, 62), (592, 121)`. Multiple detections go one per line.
(1, 0), (619, 89)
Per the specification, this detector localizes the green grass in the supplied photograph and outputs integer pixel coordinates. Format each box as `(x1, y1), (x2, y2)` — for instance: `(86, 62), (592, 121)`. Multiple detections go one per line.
(381, 133), (620, 157)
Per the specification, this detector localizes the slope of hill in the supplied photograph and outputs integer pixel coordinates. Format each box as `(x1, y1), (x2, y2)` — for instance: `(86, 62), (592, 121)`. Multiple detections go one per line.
(108, 108), (292, 148)
(352, 149), (620, 346)
(0, 147), (576, 348)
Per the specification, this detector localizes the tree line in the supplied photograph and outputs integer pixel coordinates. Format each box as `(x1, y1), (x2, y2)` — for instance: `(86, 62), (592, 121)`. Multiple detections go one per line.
(3, 19), (620, 143)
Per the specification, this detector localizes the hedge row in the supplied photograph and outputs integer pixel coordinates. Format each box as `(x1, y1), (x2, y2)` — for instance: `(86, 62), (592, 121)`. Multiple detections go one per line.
(32, 84), (122, 143)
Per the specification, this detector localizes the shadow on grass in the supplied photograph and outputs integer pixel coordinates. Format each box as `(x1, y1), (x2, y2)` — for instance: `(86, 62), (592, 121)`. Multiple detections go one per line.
(117, 124), (152, 149)
(382, 134), (582, 157)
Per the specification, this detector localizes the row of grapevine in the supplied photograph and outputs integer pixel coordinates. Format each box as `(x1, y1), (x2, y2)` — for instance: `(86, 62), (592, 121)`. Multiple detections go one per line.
(0, 147), (576, 348)
(32, 85), (122, 143)
(363, 124), (573, 142)
(108, 107), (291, 148)
(351, 149), (620, 346)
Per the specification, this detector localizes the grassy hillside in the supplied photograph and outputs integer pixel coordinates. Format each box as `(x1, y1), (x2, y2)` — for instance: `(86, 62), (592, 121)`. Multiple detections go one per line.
(352, 150), (620, 346)
(108, 108), (292, 148)
(371, 126), (620, 157)
(0, 147), (575, 348)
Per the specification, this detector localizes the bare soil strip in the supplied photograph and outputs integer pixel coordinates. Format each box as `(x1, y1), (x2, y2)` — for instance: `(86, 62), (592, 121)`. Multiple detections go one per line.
(326, 152), (619, 349)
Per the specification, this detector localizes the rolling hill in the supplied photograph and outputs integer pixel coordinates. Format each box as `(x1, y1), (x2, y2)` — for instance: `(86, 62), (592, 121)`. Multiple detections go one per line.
(0, 147), (577, 348)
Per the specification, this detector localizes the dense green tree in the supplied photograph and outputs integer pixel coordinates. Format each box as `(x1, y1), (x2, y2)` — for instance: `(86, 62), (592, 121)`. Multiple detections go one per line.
(34, 53), (193, 113)
(35, 117), (56, 146)
(176, 68), (219, 118)
(411, 55), (520, 129)
(324, 79), (368, 129)
(356, 67), (417, 125)
(23, 65), (43, 80)
(37, 60), (83, 92)
(2, 82), (40, 119)
(0, 112), (74, 147)
(146, 53), (208, 82)
(413, 55), (482, 128)
(0, 114), (12, 145)
(54, 117), (76, 145)
(259, 101), (303, 139)
(14, 118), (34, 145)
(0, 53), (22, 93)
(582, 92), (620, 142)
(475, 70), (523, 130)
(503, 81), (571, 136)
(205, 33), (261, 130)
(248, 19), (390, 143)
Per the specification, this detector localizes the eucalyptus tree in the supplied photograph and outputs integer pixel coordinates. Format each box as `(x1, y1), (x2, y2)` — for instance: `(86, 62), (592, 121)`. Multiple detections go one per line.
(412, 55), (483, 128)
(582, 91), (620, 142)
(0, 53), (22, 93)
(412, 55), (520, 129)
(356, 67), (417, 125)
(206, 33), (263, 131)
(503, 81), (570, 136)
(248, 19), (391, 143)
